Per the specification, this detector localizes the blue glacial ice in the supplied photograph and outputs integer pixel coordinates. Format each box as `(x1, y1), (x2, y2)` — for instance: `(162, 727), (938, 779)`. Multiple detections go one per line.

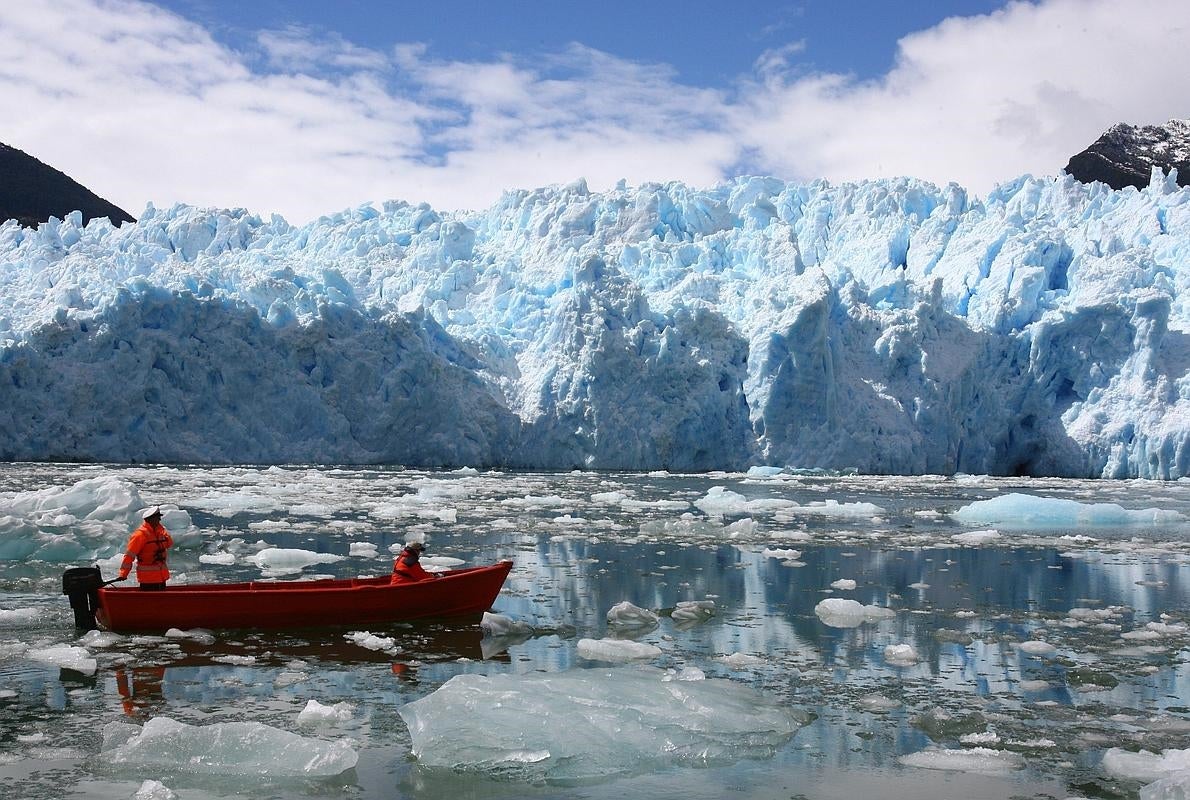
(2, 170), (1189, 476)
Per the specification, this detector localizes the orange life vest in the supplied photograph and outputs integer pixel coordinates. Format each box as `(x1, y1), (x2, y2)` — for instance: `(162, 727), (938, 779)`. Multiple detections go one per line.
(119, 521), (173, 584)
(390, 548), (433, 584)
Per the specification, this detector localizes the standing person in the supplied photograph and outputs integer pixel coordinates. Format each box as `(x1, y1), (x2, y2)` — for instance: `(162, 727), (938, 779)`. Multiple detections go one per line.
(390, 540), (437, 584)
(117, 507), (173, 590)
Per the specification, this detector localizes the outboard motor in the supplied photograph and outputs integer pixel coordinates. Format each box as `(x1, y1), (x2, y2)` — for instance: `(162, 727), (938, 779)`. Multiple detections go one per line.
(61, 566), (103, 630)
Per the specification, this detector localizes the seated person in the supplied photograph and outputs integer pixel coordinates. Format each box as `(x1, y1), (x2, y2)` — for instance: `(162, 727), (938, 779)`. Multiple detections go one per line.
(391, 540), (437, 584)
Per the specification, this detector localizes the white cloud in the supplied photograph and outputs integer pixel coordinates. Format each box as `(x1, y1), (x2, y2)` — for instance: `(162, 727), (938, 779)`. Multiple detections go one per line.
(734, 0), (1190, 190)
(0, 0), (1186, 224)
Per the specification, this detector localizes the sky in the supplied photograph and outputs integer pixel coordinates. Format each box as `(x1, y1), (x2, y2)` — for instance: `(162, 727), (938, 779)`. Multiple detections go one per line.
(1, 0), (1187, 224)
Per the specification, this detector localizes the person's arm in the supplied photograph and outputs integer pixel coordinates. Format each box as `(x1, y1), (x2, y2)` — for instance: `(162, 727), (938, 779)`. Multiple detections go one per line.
(118, 531), (142, 579)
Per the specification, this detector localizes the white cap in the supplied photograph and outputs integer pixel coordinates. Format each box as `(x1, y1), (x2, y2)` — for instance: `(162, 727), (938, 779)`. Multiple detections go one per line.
(140, 506), (161, 520)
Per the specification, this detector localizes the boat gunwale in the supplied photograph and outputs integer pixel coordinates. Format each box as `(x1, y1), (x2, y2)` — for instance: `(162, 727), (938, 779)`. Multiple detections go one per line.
(97, 560), (512, 597)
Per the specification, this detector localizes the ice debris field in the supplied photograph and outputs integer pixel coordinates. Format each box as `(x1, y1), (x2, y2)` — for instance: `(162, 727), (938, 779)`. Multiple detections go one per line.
(2, 171), (1189, 477)
(2, 465), (1190, 799)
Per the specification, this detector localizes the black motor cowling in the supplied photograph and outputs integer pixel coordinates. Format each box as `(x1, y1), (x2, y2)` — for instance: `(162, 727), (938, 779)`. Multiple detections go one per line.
(62, 566), (103, 630)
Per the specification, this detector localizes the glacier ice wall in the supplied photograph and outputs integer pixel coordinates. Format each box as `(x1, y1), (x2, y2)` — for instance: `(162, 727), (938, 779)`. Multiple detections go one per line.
(1, 170), (1187, 477)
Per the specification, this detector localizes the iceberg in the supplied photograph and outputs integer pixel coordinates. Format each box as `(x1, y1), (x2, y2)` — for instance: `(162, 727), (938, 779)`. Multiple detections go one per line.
(814, 598), (896, 628)
(100, 716), (358, 776)
(953, 493), (1185, 528)
(2, 175), (1188, 477)
(397, 666), (805, 783)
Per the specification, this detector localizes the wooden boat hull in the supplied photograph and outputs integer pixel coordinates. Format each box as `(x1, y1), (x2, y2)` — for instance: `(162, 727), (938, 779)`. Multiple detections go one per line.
(96, 560), (513, 632)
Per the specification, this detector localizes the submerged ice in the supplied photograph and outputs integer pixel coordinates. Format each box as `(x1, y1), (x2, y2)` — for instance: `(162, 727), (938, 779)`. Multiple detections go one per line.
(398, 666), (805, 783)
(2, 172), (1189, 476)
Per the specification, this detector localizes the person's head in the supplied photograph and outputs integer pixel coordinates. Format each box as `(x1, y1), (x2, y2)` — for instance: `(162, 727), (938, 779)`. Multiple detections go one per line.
(142, 507), (162, 523)
(405, 541), (425, 554)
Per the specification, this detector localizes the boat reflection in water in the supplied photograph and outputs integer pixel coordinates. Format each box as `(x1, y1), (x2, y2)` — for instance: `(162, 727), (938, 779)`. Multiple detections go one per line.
(105, 620), (511, 716)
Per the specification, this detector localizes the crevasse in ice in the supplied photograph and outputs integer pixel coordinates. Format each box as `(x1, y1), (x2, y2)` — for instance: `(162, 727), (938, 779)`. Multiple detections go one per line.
(1, 171), (1188, 476)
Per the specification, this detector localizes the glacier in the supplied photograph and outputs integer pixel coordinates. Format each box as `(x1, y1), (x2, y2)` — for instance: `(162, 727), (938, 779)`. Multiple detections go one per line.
(1, 169), (1188, 477)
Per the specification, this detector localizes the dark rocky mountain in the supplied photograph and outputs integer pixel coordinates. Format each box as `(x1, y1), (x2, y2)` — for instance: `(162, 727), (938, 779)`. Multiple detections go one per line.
(1064, 119), (1190, 190)
(0, 142), (135, 228)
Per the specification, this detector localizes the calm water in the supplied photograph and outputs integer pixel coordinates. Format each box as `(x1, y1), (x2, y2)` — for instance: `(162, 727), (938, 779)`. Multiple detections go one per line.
(2, 464), (1190, 799)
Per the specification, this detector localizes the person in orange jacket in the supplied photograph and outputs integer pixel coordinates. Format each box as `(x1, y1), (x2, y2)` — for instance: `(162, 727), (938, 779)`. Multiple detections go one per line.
(390, 540), (438, 584)
(117, 507), (173, 590)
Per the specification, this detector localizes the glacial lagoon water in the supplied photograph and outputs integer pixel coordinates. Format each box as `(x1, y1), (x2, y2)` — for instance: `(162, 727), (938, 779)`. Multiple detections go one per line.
(1, 464), (1189, 799)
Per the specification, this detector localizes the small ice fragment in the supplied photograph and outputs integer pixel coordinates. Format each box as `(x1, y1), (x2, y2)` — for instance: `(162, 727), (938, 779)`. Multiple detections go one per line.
(762, 548), (801, 560)
(199, 552), (236, 565)
(606, 601), (659, 629)
(297, 699), (354, 725)
(348, 542), (379, 558)
(164, 628), (215, 645)
(27, 645), (96, 675)
(960, 732), (1001, 745)
(908, 581), (930, 590)
(1015, 640), (1057, 657)
(480, 612), (534, 637)
(951, 529), (1000, 545)
(830, 579), (857, 590)
(134, 780), (177, 800)
(716, 652), (765, 669)
(577, 638), (661, 662)
(858, 694), (901, 711)
(343, 630), (401, 654)
(814, 599), (895, 628)
(670, 600), (716, 623)
(883, 643), (920, 666)
(212, 655), (255, 666)
(898, 746), (1024, 774)
(662, 667), (705, 682)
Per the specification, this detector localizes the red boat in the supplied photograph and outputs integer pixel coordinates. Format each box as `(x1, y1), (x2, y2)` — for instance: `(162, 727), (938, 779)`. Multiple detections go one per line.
(65, 561), (513, 633)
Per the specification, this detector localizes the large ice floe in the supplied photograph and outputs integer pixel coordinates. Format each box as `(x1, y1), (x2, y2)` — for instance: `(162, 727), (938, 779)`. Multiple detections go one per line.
(3, 171), (1190, 477)
(398, 666), (805, 783)
(0, 476), (195, 562)
(100, 717), (357, 776)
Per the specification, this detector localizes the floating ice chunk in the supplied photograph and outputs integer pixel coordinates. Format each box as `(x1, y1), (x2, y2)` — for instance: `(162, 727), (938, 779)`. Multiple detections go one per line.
(27, 645), (96, 675)
(1015, 640), (1058, 657)
(762, 548), (801, 559)
(164, 628), (215, 645)
(481, 612), (534, 637)
(717, 652), (765, 669)
(500, 494), (567, 508)
(951, 529), (1001, 545)
(606, 601), (659, 629)
(298, 699), (354, 725)
(423, 556), (466, 568)
(953, 493), (1184, 529)
(960, 731), (1001, 745)
(0, 608), (40, 625)
(814, 599), (895, 628)
(577, 638), (661, 662)
(101, 716), (357, 776)
(908, 581), (931, 590)
(670, 599), (716, 623)
(898, 747), (1024, 774)
(15, 732), (47, 744)
(348, 542), (379, 558)
(746, 466), (784, 477)
(1142, 772), (1190, 800)
(694, 487), (795, 516)
(831, 579), (857, 590)
(775, 500), (890, 519)
(275, 671), (309, 687)
(212, 655), (255, 666)
(398, 666), (804, 783)
(1102, 746), (1190, 782)
(199, 552), (236, 565)
(884, 644), (920, 666)
(858, 694), (901, 711)
(250, 548), (345, 574)
(662, 666), (706, 682)
(343, 630), (400, 655)
(134, 780), (177, 800)
(1146, 621), (1188, 636)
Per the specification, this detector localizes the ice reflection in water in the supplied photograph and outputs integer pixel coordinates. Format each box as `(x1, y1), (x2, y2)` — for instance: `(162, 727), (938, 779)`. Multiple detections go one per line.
(0, 464), (1188, 799)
